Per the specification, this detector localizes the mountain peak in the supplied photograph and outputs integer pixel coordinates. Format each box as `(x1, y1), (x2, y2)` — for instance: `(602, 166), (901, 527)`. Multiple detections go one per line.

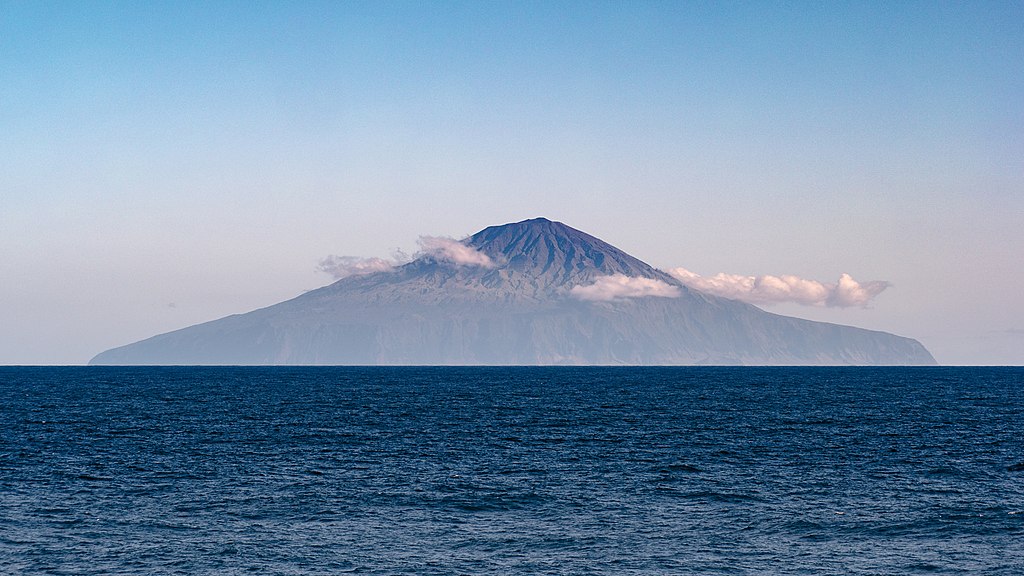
(465, 218), (673, 288)
(329, 218), (680, 306)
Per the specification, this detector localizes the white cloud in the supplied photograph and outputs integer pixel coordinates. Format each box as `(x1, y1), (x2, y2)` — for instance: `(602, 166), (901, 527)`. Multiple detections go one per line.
(417, 236), (494, 268)
(828, 272), (891, 307)
(570, 274), (681, 301)
(668, 267), (889, 308)
(318, 237), (491, 280)
(317, 255), (395, 280)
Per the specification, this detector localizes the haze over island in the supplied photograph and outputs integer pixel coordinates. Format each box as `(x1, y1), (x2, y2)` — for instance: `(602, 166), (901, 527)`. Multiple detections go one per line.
(2, 3), (1021, 365)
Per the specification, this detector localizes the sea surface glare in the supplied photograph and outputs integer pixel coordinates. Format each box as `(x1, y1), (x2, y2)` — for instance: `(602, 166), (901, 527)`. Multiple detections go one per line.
(1, 367), (1022, 575)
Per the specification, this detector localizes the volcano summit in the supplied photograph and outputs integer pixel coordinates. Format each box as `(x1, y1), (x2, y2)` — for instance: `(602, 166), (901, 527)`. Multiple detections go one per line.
(91, 218), (936, 365)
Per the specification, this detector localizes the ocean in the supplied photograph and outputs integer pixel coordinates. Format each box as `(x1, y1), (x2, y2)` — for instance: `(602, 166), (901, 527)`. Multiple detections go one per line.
(1, 366), (1022, 575)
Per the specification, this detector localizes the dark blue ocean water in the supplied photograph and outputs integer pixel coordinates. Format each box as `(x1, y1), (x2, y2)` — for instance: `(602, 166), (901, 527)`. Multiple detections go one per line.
(1, 367), (1023, 575)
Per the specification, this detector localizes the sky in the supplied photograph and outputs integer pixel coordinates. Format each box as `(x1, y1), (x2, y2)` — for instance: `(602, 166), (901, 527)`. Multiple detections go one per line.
(2, 1), (1022, 365)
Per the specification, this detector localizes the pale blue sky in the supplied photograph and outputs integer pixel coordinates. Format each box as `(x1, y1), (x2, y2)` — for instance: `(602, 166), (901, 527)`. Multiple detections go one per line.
(2, 1), (1022, 364)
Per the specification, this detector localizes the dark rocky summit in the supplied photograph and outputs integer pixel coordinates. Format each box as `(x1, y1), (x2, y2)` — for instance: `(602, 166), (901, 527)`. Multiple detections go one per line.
(91, 218), (936, 365)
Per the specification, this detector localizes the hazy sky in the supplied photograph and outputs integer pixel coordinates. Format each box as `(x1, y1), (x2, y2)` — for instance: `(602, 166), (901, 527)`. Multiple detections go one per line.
(2, 1), (1022, 365)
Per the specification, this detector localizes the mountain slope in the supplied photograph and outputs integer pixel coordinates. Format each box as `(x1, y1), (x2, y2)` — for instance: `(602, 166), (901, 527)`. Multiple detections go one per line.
(90, 218), (936, 365)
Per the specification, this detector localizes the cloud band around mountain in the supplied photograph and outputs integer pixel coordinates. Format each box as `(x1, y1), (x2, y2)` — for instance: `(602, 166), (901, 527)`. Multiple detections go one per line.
(317, 231), (887, 310)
